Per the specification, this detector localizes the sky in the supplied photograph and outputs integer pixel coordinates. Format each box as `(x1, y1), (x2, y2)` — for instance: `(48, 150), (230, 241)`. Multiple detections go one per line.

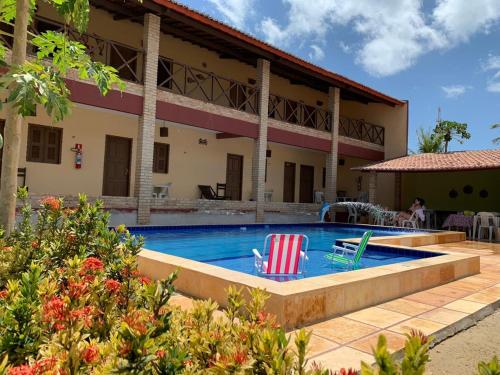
(176, 0), (500, 152)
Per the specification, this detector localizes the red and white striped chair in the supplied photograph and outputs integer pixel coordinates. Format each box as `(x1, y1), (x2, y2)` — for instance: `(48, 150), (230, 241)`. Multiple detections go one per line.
(252, 234), (309, 276)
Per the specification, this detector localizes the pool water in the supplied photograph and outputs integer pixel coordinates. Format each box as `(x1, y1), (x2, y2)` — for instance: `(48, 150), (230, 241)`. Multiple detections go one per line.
(131, 224), (438, 281)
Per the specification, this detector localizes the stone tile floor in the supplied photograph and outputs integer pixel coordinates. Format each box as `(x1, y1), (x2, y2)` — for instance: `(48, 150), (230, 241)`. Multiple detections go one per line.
(168, 241), (500, 372)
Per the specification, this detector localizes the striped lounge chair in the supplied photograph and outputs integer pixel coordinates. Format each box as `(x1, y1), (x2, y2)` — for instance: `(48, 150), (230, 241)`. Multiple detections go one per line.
(252, 234), (309, 276)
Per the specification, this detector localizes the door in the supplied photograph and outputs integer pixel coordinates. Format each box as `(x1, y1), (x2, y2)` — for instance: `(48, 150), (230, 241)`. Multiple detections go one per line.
(0, 121), (4, 178)
(299, 165), (314, 203)
(225, 154), (243, 200)
(283, 162), (296, 203)
(103, 135), (132, 196)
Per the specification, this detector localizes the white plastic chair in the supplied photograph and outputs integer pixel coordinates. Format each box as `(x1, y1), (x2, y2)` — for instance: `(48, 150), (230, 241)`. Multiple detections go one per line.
(347, 206), (358, 224)
(477, 212), (496, 242)
(152, 183), (171, 199)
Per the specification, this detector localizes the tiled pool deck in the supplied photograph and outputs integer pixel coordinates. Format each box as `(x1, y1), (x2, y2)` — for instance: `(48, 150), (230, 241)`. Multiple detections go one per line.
(166, 241), (500, 372)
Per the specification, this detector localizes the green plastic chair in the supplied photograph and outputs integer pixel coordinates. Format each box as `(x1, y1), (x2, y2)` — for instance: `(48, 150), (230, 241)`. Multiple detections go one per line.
(324, 230), (373, 266)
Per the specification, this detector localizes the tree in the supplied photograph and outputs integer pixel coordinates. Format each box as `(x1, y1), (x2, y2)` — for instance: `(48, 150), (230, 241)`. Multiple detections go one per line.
(433, 120), (471, 153)
(416, 127), (444, 153)
(0, 0), (124, 234)
(492, 123), (500, 145)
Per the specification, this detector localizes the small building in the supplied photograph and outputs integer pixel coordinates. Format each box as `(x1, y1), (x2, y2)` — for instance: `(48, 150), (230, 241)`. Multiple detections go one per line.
(354, 150), (500, 216)
(0, 0), (409, 224)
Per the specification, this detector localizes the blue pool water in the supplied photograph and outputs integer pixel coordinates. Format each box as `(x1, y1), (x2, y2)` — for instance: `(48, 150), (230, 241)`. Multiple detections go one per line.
(130, 224), (439, 281)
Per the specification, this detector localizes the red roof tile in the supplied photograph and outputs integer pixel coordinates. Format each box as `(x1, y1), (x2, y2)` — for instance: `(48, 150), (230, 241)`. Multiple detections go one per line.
(152, 0), (404, 106)
(354, 150), (500, 172)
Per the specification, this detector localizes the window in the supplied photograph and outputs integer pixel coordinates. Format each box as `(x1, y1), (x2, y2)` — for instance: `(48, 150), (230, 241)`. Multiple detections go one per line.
(27, 124), (62, 164)
(153, 142), (170, 174)
(157, 58), (173, 90)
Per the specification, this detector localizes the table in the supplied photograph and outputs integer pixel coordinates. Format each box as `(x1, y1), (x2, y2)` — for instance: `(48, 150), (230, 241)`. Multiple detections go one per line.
(442, 214), (474, 237)
(152, 184), (171, 198)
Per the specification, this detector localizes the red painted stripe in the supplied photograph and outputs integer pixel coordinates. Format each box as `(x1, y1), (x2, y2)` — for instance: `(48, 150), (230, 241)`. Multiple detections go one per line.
(266, 235), (276, 273)
(283, 234), (294, 274)
(339, 143), (384, 161)
(273, 235), (285, 274)
(156, 101), (258, 138)
(293, 236), (303, 274)
(66, 79), (143, 115)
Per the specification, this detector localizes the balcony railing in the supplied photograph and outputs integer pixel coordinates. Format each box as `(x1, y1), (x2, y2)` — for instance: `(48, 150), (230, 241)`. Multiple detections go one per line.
(0, 16), (144, 83)
(268, 94), (331, 132)
(157, 57), (259, 115)
(339, 116), (385, 146)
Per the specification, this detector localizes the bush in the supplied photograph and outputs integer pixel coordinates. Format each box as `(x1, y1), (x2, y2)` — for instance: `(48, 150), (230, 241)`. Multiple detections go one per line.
(0, 191), (340, 374)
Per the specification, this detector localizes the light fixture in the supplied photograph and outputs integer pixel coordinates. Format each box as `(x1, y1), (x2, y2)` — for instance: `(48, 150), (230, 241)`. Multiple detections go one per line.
(198, 138), (208, 145)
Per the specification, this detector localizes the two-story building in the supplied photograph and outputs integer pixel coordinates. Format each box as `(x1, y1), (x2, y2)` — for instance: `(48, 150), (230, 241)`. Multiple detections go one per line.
(0, 0), (409, 224)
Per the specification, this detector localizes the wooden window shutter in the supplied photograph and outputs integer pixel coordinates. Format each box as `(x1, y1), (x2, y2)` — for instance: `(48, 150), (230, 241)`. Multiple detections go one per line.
(27, 125), (44, 162)
(153, 143), (169, 174)
(45, 127), (62, 163)
(27, 124), (62, 164)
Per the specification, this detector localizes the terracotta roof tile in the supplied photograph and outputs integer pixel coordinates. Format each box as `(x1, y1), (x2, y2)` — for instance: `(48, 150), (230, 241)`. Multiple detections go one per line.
(354, 150), (500, 172)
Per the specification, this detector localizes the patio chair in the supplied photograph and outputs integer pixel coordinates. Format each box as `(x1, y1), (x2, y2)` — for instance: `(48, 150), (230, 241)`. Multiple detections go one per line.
(198, 185), (226, 200)
(347, 205), (358, 224)
(325, 230), (373, 267)
(252, 234), (309, 276)
(401, 209), (425, 229)
(477, 212), (496, 242)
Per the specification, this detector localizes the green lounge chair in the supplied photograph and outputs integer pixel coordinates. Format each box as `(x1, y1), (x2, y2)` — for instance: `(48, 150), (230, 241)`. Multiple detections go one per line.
(325, 230), (373, 266)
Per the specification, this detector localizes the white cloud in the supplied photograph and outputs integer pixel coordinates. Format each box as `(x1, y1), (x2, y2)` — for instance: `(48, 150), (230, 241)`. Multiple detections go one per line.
(308, 45), (325, 61)
(441, 85), (470, 98)
(207, 0), (256, 29)
(339, 41), (351, 54)
(256, 0), (500, 77)
(482, 54), (500, 92)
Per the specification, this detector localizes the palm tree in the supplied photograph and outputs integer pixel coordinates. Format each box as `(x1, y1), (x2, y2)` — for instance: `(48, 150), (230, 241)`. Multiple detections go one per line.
(492, 124), (500, 145)
(416, 127), (444, 153)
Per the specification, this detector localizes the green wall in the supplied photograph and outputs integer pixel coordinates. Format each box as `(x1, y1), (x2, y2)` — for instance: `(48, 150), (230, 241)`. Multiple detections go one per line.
(402, 170), (500, 212)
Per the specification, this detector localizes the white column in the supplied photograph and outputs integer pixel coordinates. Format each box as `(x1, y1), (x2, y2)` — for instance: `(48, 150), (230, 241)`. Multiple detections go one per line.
(253, 59), (270, 222)
(324, 86), (340, 203)
(135, 13), (160, 225)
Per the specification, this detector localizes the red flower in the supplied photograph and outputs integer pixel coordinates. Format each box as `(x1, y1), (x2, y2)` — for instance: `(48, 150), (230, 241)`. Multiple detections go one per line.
(2, 246), (13, 252)
(31, 241), (39, 249)
(70, 306), (94, 327)
(32, 357), (57, 373)
(7, 365), (34, 375)
(233, 350), (247, 365)
(67, 281), (87, 299)
(0, 290), (8, 299)
(81, 257), (104, 273)
(156, 350), (166, 358)
(105, 279), (121, 294)
(81, 345), (100, 364)
(40, 196), (61, 211)
(139, 276), (151, 285)
(43, 296), (66, 323)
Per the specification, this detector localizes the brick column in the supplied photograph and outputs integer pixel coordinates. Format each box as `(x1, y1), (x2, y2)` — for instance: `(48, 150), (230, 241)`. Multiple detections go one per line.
(368, 171), (377, 204)
(252, 59), (270, 222)
(324, 86), (340, 203)
(135, 13), (160, 224)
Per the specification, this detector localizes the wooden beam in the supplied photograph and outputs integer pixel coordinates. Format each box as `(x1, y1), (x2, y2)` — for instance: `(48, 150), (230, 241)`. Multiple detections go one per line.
(216, 133), (244, 139)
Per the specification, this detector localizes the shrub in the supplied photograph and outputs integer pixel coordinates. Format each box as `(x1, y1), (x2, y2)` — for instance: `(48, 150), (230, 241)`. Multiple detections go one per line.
(0, 191), (338, 374)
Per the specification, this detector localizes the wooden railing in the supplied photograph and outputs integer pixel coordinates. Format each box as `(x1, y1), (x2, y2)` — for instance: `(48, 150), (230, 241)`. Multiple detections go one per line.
(0, 16), (144, 83)
(268, 94), (331, 131)
(157, 57), (259, 115)
(339, 116), (385, 146)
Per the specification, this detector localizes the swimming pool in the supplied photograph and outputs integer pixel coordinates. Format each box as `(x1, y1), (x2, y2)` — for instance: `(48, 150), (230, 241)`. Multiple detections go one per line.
(130, 223), (439, 281)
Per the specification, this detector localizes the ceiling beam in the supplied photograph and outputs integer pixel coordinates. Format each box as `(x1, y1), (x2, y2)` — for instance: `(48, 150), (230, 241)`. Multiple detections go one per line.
(216, 133), (244, 139)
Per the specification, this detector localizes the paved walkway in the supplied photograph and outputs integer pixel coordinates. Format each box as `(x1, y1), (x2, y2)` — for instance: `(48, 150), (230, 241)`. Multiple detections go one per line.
(169, 241), (500, 372)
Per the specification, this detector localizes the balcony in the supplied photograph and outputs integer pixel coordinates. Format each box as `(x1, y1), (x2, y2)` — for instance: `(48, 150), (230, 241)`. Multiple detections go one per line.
(0, 16), (145, 84)
(339, 117), (385, 146)
(268, 94), (330, 132)
(157, 56), (260, 115)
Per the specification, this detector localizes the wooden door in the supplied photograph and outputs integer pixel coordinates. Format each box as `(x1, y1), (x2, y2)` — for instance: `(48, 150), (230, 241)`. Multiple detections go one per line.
(283, 162), (296, 203)
(225, 154), (243, 200)
(103, 135), (132, 196)
(299, 165), (314, 203)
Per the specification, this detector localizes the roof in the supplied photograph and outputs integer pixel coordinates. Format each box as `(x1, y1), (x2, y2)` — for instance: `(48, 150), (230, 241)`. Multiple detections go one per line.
(91, 0), (404, 107)
(353, 150), (500, 173)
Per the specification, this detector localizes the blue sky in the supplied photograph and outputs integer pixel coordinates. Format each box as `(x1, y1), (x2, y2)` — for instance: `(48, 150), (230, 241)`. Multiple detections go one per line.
(178, 0), (500, 152)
